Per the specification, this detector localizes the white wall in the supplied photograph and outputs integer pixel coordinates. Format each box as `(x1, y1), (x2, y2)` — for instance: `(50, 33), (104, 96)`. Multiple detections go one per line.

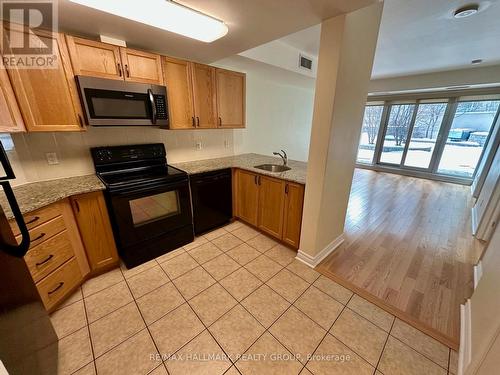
(234, 75), (314, 162)
(240, 39), (317, 78)
(215, 56), (315, 162)
(465, 224), (500, 374)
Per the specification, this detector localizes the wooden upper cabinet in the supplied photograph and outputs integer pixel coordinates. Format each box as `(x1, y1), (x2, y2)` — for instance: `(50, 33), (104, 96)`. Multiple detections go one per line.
(66, 38), (163, 84)
(216, 68), (245, 128)
(162, 57), (195, 129)
(282, 182), (305, 248)
(66, 36), (123, 80)
(3, 25), (84, 132)
(0, 63), (25, 132)
(121, 48), (163, 85)
(70, 191), (118, 273)
(192, 63), (217, 128)
(257, 175), (285, 238)
(235, 169), (259, 226)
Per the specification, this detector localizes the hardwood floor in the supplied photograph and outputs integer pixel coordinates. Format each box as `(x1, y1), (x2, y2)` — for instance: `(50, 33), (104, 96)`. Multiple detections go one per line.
(316, 169), (484, 349)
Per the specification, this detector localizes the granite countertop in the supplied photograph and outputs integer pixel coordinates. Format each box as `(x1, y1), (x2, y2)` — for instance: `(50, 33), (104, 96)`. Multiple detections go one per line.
(173, 153), (307, 184)
(0, 175), (105, 220)
(0, 154), (306, 221)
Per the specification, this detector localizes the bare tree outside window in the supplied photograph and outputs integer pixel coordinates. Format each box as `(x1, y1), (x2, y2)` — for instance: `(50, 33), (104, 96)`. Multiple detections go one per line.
(363, 106), (383, 144)
(387, 104), (414, 146)
(414, 103), (446, 139)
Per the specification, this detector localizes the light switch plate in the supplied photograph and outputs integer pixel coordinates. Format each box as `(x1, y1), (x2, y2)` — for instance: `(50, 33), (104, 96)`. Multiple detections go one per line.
(46, 152), (59, 165)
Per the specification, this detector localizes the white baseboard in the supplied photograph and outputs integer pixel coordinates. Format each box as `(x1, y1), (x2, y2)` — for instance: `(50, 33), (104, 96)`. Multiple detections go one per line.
(473, 261), (483, 289)
(458, 299), (472, 375)
(471, 206), (478, 236)
(295, 233), (344, 268)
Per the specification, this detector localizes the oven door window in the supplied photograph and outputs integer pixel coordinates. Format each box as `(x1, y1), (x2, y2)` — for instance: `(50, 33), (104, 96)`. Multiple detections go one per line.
(129, 191), (180, 227)
(85, 88), (151, 119)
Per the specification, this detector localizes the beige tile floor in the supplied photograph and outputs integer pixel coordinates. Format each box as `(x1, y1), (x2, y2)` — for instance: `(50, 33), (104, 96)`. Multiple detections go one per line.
(50, 221), (459, 375)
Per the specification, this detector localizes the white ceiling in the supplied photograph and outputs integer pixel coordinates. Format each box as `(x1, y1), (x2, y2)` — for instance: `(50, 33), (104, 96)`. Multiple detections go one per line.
(276, 0), (500, 79)
(56, 0), (374, 63)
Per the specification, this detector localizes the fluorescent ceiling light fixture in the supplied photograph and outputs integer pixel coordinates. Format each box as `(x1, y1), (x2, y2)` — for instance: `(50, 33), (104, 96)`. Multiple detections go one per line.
(69, 0), (228, 42)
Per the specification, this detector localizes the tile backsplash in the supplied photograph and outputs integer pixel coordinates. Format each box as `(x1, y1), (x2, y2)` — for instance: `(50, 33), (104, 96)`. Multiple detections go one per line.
(6, 127), (235, 186)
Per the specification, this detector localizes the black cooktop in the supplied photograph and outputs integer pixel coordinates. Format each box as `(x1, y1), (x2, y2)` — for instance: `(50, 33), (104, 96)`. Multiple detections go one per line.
(91, 144), (187, 189)
(98, 165), (186, 187)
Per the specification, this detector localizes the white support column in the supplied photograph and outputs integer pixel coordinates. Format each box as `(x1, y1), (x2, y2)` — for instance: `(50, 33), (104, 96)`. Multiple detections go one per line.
(297, 2), (384, 267)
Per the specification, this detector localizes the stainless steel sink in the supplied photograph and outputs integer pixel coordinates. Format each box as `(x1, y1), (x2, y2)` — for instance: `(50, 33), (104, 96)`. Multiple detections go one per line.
(254, 164), (291, 172)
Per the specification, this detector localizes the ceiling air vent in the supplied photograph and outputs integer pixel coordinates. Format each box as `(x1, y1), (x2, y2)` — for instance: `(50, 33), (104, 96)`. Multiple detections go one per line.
(299, 54), (313, 71)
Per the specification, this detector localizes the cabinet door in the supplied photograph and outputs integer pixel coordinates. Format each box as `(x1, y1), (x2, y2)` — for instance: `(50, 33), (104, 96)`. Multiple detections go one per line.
(66, 36), (123, 80)
(71, 191), (119, 272)
(216, 68), (245, 128)
(192, 63), (217, 128)
(0, 63), (25, 132)
(162, 57), (195, 129)
(282, 182), (305, 248)
(257, 175), (285, 238)
(235, 169), (259, 226)
(121, 48), (163, 85)
(3, 25), (84, 132)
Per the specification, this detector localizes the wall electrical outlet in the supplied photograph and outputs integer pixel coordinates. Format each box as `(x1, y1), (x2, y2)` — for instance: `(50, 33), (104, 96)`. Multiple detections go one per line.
(224, 139), (230, 149)
(46, 152), (59, 165)
(195, 141), (202, 150)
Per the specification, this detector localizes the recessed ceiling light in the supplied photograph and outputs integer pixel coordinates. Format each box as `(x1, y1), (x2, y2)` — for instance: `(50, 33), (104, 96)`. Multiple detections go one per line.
(69, 0), (228, 43)
(471, 59), (483, 64)
(454, 4), (479, 18)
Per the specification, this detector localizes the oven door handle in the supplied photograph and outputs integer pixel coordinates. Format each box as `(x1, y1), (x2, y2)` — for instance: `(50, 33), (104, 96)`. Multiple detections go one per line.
(0, 181), (30, 257)
(112, 180), (186, 196)
(148, 89), (157, 125)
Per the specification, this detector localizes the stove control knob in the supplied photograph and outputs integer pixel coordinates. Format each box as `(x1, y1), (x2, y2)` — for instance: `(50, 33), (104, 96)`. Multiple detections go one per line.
(95, 150), (112, 162)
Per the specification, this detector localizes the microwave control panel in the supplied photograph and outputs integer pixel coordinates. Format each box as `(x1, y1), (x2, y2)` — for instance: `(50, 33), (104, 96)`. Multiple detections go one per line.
(154, 95), (168, 120)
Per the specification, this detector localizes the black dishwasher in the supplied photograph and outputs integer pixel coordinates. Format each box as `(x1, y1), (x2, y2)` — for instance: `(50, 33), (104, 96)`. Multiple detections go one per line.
(190, 169), (233, 235)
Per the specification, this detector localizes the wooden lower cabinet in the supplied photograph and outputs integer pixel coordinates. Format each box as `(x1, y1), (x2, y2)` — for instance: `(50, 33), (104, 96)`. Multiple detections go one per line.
(235, 169), (259, 226)
(234, 169), (304, 248)
(258, 175), (285, 238)
(71, 191), (119, 273)
(37, 257), (82, 311)
(7, 193), (119, 311)
(24, 230), (74, 283)
(282, 182), (305, 248)
(9, 199), (90, 311)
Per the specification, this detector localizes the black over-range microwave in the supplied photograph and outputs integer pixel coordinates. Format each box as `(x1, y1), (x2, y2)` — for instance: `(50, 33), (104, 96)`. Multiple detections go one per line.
(75, 76), (169, 127)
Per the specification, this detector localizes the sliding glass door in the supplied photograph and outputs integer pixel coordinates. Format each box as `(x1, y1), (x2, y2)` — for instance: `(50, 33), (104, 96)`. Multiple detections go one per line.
(437, 100), (500, 178)
(356, 105), (384, 164)
(356, 94), (500, 182)
(379, 104), (416, 165)
(403, 102), (448, 169)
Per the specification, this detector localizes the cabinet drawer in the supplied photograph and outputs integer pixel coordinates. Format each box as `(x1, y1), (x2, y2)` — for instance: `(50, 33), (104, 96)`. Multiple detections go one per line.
(10, 203), (63, 236)
(25, 230), (75, 283)
(27, 215), (66, 248)
(36, 257), (82, 311)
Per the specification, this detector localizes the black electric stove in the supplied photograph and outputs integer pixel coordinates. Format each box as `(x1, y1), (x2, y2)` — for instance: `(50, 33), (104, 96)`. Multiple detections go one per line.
(91, 143), (194, 268)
